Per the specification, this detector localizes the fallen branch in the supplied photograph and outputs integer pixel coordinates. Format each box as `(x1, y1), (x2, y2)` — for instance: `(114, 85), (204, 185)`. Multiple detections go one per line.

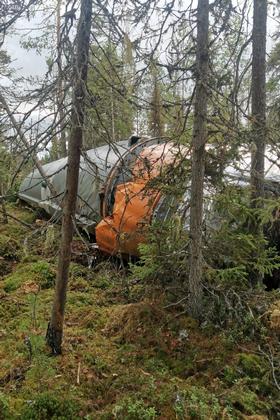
(258, 344), (280, 391)
(0, 92), (59, 203)
(0, 207), (35, 229)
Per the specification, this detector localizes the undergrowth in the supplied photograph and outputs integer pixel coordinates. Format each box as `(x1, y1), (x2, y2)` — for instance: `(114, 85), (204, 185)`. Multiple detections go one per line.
(0, 203), (279, 419)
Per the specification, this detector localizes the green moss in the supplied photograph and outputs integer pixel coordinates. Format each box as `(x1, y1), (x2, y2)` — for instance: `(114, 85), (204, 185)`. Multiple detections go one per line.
(142, 357), (169, 374)
(0, 223), (25, 239)
(3, 261), (55, 292)
(226, 386), (271, 415)
(91, 272), (113, 289)
(91, 261), (120, 290)
(0, 259), (13, 276)
(238, 353), (266, 377)
(223, 353), (269, 388)
(174, 386), (222, 419)
(20, 392), (81, 420)
(24, 353), (57, 393)
(69, 262), (89, 279)
(69, 276), (89, 292)
(16, 205), (38, 224)
(223, 365), (240, 385)
(0, 204), (278, 420)
(68, 262), (116, 292)
(21, 254), (41, 263)
(0, 392), (10, 420)
(0, 234), (21, 260)
(84, 354), (109, 374)
(112, 397), (157, 419)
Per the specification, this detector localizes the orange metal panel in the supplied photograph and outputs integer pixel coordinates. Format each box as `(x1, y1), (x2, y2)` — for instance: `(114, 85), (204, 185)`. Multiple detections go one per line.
(96, 142), (185, 256)
(96, 181), (158, 255)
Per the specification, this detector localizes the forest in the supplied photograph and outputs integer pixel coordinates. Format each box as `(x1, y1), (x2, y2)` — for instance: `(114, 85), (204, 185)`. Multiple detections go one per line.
(0, 0), (280, 418)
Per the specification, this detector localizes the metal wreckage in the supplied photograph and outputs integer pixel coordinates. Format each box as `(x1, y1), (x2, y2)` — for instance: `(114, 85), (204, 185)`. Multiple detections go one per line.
(19, 136), (280, 258)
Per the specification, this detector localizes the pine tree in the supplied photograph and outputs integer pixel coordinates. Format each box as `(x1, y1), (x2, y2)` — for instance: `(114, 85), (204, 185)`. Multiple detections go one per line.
(149, 70), (164, 137)
(249, 0), (267, 285)
(85, 42), (135, 148)
(46, 0), (92, 355)
(188, 0), (209, 319)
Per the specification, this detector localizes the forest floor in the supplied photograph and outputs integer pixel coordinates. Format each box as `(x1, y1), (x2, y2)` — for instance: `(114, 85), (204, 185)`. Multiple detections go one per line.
(0, 203), (280, 419)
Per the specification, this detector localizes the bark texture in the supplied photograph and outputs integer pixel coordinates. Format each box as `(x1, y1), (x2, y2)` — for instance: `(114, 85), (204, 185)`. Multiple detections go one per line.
(250, 0), (267, 286)
(250, 0), (267, 206)
(46, 0), (92, 354)
(56, 0), (67, 158)
(188, 0), (209, 319)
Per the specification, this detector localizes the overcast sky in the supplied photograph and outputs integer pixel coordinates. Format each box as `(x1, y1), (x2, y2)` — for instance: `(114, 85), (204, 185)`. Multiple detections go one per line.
(3, 11), (50, 79)
(1, 1), (278, 82)
(5, 35), (47, 78)
(1, 1), (279, 175)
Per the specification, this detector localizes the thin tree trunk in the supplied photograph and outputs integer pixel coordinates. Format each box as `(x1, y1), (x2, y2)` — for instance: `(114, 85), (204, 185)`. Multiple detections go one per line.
(250, 0), (267, 207)
(250, 0), (267, 285)
(46, 0), (92, 355)
(0, 188), (8, 224)
(0, 92), (58, 200)
(188, 0), (209, 319)
(150, 72), (164, 137)
(111, 87), (115, 141)
(56, 0), (67, 157)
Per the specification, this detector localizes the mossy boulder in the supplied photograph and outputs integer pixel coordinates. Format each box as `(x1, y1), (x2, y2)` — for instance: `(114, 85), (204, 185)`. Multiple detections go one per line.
(3, 261), (56, 292)
(0, 234), (21, 260)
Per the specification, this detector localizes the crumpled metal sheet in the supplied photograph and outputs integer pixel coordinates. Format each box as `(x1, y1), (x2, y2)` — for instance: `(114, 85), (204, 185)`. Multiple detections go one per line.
(18, 140), (128, 224)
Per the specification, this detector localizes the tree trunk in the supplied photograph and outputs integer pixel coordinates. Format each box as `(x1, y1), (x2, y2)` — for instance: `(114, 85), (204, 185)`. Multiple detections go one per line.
(251, 0), (267, 206)
(149, 72), (164, 137)
(46, 0), (92, 355)
(111, 87), (115, 141)
(0, 92), (58, 201)
(250, 0), (267, 285)
(56, 0), (67, 157)
(188, 0), (209, 319)
(0, 192), (8, 224)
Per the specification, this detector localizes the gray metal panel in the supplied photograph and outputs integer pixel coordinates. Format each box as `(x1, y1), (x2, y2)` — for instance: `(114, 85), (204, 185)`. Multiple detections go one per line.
(18, 140), (130, 224)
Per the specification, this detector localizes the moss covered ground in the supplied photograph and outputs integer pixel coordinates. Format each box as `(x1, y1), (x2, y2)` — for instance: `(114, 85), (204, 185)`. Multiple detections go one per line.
(0, 203), (279, 419)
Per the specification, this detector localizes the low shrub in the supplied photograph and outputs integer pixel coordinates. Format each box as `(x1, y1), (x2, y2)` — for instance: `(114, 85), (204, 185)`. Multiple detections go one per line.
(173, 386), (222, 419)
(112, 397), (157, 420)
(20, 392), (81, 420)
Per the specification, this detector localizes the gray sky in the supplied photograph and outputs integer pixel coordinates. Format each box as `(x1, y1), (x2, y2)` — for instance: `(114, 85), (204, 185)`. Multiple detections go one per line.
(5, 35), (47, 78)
(1, 0), (279, 174)
(1, 8), (55, 117)
(2, 8), (53, 80)
(2, 1), (278, 82)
